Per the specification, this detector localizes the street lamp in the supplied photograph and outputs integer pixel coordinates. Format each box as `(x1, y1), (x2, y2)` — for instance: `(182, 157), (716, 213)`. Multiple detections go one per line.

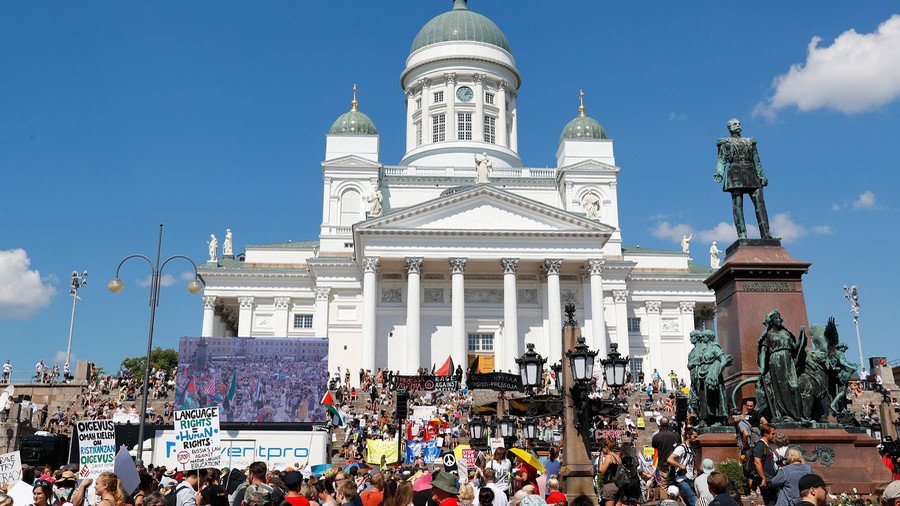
(498, 416), (515, 439)
(843, 285), (865, 375)
(602, 342), (629, 389)
(523, 418), (539, 440)
(516, 343), (546, 390)
(109, 224), (203, 465)
(566, 335), (598, 383)
(64, 271), (88, 379)
(470, 417), (485, 440)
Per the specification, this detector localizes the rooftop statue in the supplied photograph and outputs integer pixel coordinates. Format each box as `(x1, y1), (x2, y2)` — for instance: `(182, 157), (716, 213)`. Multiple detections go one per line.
(368, 189), (384, 217)
(714, 118), (776, 241)
(223, 228), (233, 257)
(681, 234), (692, 254)
(207, 234), (218, 262)
(474, 152), (492, 184)
(581, 192), (600, 220)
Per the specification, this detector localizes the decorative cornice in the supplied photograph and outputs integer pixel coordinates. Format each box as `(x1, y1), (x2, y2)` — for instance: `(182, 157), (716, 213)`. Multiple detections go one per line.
(500, 258), (519, 275)
(419, 78), (430, 89)
(202, 295), (216, 310)
(613, 290), (628, 303)
(403, 56), (522, 89)
(405, 257), (423, 274)
(444, 72), (456, 86)
(274, 297), (291, 310)
(362, 257), (380, 273)
(645, 300), (662, 313)
(679, 301), (696, 313)
(543, 258), (562, 275)
(587, 258), (605, 276)
(238, 296), (255, 309)
(449, 257), (467, 274)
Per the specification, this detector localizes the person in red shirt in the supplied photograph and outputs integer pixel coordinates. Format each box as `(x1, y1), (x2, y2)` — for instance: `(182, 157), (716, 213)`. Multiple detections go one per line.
(283, 472), (311, 506)
(545, 478), (566, 506)
(431, 471), (460, 506)
(359, 473), (385, 506)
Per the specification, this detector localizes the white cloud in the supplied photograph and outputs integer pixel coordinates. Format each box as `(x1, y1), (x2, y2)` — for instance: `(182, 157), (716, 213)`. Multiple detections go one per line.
(813, 225), (835, 235)
(852, 190), (877, 209)
(652, 213), (809, 246)
(137, 274), (175, 288)
(180, 271), (196, 281)
(695, 222), (741, 245)
(668, 112), (689, 122)
(770, 213), (807, 243)
(0, 249), (57, 319)
(650, 221), (694, 243)
(831, 203), (842, 211)
(756, 15), (900, 117)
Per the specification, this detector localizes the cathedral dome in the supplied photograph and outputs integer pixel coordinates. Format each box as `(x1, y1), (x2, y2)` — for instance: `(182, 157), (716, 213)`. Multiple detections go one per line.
(560, 91), (607, 141)
(328, 85), (378, 136)
(410, 0), (510, 55)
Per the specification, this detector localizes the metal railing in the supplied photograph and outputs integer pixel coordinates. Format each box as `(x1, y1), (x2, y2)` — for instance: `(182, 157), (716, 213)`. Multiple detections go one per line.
(382, 165), (556, 179)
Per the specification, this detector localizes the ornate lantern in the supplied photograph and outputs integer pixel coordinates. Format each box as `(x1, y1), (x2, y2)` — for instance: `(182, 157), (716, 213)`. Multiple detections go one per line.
(516, 343), (546, 389)
(566, 335), (598, 383)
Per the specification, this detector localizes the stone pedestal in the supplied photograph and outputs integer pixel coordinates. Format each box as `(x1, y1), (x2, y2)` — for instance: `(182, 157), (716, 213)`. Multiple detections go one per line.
(697, 428), (890, 493)
(704, 240), (811, 402)
(561, 325), (598, 504)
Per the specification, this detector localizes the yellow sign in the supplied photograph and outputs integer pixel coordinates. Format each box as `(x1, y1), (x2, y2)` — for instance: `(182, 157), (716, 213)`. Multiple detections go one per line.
(636, 417), (645, 429)
(366, 440), (399, 465)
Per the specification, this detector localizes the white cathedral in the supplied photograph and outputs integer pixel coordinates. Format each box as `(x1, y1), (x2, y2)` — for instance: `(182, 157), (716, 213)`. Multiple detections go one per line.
(197, 0), (716, 384)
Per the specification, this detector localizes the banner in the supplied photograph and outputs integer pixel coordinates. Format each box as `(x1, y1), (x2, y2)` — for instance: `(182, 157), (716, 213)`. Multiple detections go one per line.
(173, 407), (222, 470)
(366, 440), (399, 465)
(394, 375), (458, 392)
(75, 419), (116, 480)
(0, 451), (21, 485)
(404, 439), (442, 464)
(466, 372), (522, 392)
(460, 448), (477, 469)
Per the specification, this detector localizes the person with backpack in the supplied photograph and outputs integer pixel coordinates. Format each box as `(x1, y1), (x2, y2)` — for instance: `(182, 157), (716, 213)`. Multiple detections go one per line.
(667, 428), (699, 506)
(175, 470), (201, 506)
(597, 441), (621, 506)
(753, 424), (779, 506)
(200, 469), (229, 506)
(613, 446), (643, 506)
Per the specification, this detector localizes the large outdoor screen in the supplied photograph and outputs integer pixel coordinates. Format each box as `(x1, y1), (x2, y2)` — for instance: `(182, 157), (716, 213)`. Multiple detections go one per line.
(176, 336), (329, 423)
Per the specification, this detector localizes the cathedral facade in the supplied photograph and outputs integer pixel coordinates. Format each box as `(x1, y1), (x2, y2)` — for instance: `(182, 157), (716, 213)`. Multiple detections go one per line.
(197, 0), (715, 384)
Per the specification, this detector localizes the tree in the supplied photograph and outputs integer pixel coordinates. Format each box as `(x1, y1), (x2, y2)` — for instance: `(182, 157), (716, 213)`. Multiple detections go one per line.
(121, 347), (179, 378)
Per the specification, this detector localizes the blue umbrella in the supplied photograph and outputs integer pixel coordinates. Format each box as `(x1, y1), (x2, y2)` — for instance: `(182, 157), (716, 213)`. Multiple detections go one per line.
(311, 464), (332, 475)
(345, 462), (369, 473)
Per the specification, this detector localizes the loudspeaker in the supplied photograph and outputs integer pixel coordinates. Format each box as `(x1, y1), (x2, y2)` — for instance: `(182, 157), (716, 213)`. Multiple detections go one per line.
(396, 391), (409, 420)
(675, 396), (688, 423)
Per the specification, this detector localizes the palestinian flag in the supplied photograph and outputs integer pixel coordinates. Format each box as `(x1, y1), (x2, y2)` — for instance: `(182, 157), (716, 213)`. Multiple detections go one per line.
(180, 377), (197, 410)
(223, 372), (237, 412)
(321, 391), (342, 425)
(435, 356), (454, 376)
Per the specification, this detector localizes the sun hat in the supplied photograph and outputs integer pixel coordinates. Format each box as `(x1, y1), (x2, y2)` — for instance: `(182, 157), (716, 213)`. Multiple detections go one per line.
(701, 459), (715, 474)
(431, 471), (459, 496)
(883, 481), (900, 501)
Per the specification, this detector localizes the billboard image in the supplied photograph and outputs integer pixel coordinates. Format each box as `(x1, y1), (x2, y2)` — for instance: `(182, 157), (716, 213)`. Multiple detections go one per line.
(176, 336), (329, 423)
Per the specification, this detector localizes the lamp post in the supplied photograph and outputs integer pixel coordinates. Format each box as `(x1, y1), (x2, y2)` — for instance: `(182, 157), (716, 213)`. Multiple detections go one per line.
(64, 271), (88, 380)
(843, 285), (864, 373)
(601, 343), (629, 393)
(108, 224), (203, 465)
(523, 418), (539, 441)
(470, 416), (485, 440)
(516, 343), (546, 392)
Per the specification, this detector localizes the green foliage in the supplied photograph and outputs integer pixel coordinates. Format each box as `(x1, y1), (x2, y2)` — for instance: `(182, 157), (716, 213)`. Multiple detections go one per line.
(716, 459), (747, 494)
(121, 347), (178, 377)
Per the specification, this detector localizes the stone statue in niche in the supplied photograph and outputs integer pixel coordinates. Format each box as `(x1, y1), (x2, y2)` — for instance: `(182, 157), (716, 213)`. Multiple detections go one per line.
(475, 152), (492, 183)
(223, 229), (233, 257)
(368, 189), (383, 217)
(207, 234), (218, 262)
(581, 192), (600, 220)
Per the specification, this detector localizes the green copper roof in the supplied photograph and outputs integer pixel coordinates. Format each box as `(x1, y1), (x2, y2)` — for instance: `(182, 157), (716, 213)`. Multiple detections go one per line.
(329, 110), (377, 135)
(561, 115), (607, 141)
(411, 0), (511, 54)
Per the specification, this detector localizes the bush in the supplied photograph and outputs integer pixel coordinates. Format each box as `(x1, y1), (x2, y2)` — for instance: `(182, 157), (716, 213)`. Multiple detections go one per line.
(716, 459), (748, 494)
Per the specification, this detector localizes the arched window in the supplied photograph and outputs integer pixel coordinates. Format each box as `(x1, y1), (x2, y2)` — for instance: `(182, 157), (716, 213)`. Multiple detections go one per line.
(339, 189), (363, 226)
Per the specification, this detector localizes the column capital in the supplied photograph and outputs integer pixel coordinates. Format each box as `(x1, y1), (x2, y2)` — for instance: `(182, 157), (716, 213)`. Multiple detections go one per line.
(473, 73), (486, 85)
(613, 290), (628, 303)
(645, 300), (662, 313)
(587, 258), (605, 275)
(449, 257), (467, 274)
(238, 296), (255, 309)
(315, 287), (332, 301)
(202, 295), (217, 309)
(679, 301), (696, 314)
(362, 256), (380, 273)
(444, 72), (457, 86)
(274, 297), (291, 309)
(500, 258), (519, 274)
(405, 257), (424, 274)
(406, 90), (414, 100)
(543, 258), (563, 275)
(498, 80), (508, 91)
(420, 78), (430, 89)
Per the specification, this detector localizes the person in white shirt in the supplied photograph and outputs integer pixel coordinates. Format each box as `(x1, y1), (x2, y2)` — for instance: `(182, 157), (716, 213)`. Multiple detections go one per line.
(668, 428), (699, 506)
(474, 468), (509, 506)
(485, 448), (512, 495)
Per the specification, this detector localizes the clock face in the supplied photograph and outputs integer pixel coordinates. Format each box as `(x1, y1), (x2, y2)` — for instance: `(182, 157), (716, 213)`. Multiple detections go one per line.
(456, 86), (474, 102)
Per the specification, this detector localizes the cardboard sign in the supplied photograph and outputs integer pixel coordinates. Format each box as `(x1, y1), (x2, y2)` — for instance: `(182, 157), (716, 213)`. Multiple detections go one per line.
(75, 419), (116, 480)
(410, 405), (437, 423)
(173, 406), (222, 470)
(460, 448), (477, 469)
(0, 451), (21, 485)
(488, 437), (505, 452)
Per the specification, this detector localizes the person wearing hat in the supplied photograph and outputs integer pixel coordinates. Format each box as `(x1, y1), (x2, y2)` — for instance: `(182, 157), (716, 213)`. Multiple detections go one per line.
(796, 474), (828, 506)
(883, 481), (900, 506)
(283, 471), (311, 506)
(54, 470), (79, 505)
(432, 471), (460, 506)
(660, 485), (682, 506)
(693, 459), (716, 506)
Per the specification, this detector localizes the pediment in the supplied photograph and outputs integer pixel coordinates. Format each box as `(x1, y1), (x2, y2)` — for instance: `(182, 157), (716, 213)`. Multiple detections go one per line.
(321, 154), (382, 169)
(558, 159), (618, 173)
(356, 185), (614, 235)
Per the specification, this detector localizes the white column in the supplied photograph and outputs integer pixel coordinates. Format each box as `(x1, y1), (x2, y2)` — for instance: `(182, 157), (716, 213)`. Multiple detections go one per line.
(588, 259), (608, 357)
(679, 301), (696, 382)
(421, 79), (433, 146)
(544, 259), (563, 364)
(237, 296), (254, 337)
(497, 81), (508, 148)
(273, 297), (291, 336)
(613, 290), (631, 359)
(450, 258), (467, 374)
(473, 74), (485, 142)
(406, 258), (423, 374)
(501, 258), (519, 372)
(201, 296), (216, 337)
(361, 257), (379, 373)
(509, 91), (518, 152)
(213, 314), (224, 337)
(445, 73), (456, 141)
(646, 300), (662, 376)
(314, 289), (330, 337)
(405, 90), (415, 152)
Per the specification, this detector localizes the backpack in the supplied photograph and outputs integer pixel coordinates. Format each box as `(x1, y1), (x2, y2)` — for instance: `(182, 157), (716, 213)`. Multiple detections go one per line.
(613, 459), (641, 497)
(167, 483), (189, 506)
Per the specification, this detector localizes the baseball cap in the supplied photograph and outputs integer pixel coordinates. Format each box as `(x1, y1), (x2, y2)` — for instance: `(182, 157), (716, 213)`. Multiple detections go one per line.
(798, 474), (827, 492)
(884, 481), (900, 501)
(283, 471), (303, 489)
(667, 485), (680, 498)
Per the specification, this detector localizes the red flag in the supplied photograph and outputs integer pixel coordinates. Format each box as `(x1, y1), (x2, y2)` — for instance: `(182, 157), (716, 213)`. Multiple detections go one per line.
(435, 356), (454, 376)
(321, 391), (335, 406)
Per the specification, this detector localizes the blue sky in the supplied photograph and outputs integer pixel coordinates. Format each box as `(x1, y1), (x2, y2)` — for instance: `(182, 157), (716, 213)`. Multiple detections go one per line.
(1, 1), (898, 375)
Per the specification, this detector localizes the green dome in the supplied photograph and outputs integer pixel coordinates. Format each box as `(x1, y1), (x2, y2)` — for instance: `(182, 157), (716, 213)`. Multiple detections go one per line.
(329, 110), (378, 135)
(561, 115), (607, 141)
(410, 0), (511, 54)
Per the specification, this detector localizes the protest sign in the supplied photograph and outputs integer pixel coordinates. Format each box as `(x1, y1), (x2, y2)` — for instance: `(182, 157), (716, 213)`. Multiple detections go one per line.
(466, 372), (522, 392)
(0, 451), (21, 484)
(460, 448), (476, 469)
(404, 439), (441, 464)
(394, 375), (459, 392)
(173, 406), (222, 470)
(410, 405), (437, 423)
(75, 419), (116, 480)
(488, 437), (505, 452)
(366, 440), (399, 465)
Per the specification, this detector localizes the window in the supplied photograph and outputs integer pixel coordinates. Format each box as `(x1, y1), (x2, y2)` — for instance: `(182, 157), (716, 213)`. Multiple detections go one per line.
(485, 92), (495, 105)
(629, 358), (643, 379)
(339, 189), (363, 226)
(484, 115), (496, 144)
(467, 333), (494, 352)
(432, 114), (446, 142)
(433, 91), (444, 103)
(293, 314), (313, 329)
(457, 112), (472, 141)
(415, 120), (422, 146)
(627, 317), (642, 334)
(416, 98), (422, 111)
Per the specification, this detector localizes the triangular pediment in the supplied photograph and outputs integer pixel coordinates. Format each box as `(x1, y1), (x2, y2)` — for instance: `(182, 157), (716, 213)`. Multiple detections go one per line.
(321, 154), (382, 169)
(558, 159), (619, 173)
(356, 185), (614, 234)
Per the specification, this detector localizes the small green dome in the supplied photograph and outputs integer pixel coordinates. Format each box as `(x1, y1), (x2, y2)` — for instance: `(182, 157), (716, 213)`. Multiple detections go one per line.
(328, 85), (378, 135)
(411, 0), (511, 54)
(560, 91), (607, 141)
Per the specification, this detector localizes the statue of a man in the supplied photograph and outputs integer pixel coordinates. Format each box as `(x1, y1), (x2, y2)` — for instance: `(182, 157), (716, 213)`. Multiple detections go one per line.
(208, 234), (218, 262)
(223, 229), (233, 257)
(581, 192), (600, 220)
(714, 118), (775, 240)
(367, 189), (383, 217)
(681, 234), (692, 254)
(709, 242), (720, 269)
(474, 152), (492, 184)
